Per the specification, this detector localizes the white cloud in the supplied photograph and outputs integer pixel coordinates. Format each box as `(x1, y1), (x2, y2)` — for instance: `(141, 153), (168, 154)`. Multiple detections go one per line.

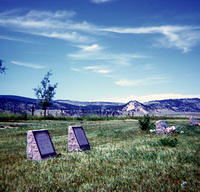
(115, 79), (138, 86)
(71, 68), (81, 72)
(115, 76), (167, 87)
(101, 25), (188, 34)
(68, 48), (147, 66)
(71, 65), (111, 74)
(11, 60), (46, 69)
(156, 29), (200, 53)
(84, 65), (111, 74)
(1, 9), (200, 52)
(77, 44), (103, 52)
(91, 0), (114, 4)
(98, 93), (200, 103)
(0, 9), (94, 43)
(26, 10), (76, 19)
(141, 93), (200, 102)
(101, 25), (200, 53)
(29, 31), (92, 43)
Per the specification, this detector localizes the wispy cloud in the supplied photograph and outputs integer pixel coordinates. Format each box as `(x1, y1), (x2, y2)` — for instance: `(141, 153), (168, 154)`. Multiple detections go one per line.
(91, 0), (114, 4)
(99, 93), (200, 103)
(115, 79), (137, 87)
(0, 9), (200, 52)
(11, 60), (46, 69)
(0, 9), (94, 43)
(84, 65), (111, 74)
(101, 25), (187, 34)
(71, 67), (81, 72)
(68, 52), (146, 66)
(28, 31), (93, 43)
(115, 76), (167, 87)
(68, 44), (147, 65)
(0, 35), (33, 43)
(71, 65), (111, 75)
(26, 10), (76, 19)
(143, 64), (155, 71)
(155, 29), (200, 53)
(142, 93), (200, 102)
(101, 25), (200, 53)
(77, 44), (103, 52)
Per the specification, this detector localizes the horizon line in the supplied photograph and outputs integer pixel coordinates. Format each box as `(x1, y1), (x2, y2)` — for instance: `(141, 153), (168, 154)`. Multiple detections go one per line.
(0, 94), (200, 104)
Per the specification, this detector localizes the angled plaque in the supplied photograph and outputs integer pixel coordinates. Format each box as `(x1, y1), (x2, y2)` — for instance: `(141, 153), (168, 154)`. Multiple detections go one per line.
(33, 130), (56, 159)
(73, 126), (90, 150)
(68, 126), (90, 152)
(27, 129), (56, 160)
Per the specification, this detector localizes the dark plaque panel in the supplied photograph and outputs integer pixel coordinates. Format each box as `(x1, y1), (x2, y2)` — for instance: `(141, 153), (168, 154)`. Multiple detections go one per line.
(72, 126), (90, 150)
(33, 130), (56, 159)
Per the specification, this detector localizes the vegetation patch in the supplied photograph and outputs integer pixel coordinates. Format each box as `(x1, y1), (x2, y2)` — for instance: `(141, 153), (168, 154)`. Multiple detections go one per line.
(159, 137), (178, 147)
(138, 114), (155, 131)
(0, 119), (199, 191)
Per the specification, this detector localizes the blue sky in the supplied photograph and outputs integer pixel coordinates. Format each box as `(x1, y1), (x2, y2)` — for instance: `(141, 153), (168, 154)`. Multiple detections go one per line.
(0, 0), (200, 102)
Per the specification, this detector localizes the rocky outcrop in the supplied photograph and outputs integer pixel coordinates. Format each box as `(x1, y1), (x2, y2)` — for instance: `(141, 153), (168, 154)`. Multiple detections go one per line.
(122, 100), (148, 114)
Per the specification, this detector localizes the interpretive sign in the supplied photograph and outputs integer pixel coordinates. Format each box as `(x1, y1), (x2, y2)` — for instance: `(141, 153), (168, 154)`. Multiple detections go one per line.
(33, 130), (56, 158)
(73, 126), (90, 150)
(68, 126), (90, 152)
(27, 129), (56, 160)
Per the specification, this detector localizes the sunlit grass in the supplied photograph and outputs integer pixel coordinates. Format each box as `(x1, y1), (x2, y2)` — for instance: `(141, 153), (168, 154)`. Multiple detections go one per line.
(0, 119), (200, 191)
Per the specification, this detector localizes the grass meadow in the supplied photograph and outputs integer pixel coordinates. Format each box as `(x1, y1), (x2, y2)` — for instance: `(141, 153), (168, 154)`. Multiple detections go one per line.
(0, 119), (200, 191)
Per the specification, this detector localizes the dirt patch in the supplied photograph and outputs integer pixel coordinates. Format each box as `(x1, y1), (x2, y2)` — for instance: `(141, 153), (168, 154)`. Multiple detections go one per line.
(124, 119), (138, 121)
(0, 124), (19, 129)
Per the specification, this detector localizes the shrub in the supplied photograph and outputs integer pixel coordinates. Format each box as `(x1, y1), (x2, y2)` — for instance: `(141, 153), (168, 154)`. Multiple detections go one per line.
(138, 115), (155, 131)
(0, 113), (25, 121)
(22, 111), (28, 120)
(159, 137), (178, 147)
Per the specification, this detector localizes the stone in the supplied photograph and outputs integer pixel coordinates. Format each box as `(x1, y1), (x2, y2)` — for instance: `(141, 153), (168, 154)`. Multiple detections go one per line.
(68, 126), (81, 152)
(190, 117), (197, 125)
(190, 117), (200, 126)
(68, 126), (90, 152)
(165, 126), (176, 133)
(27, 129), (56, 160)
(156, 120), (168, 134)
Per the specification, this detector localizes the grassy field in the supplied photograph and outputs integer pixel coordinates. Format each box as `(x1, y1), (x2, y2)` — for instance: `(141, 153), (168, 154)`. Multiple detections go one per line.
(0, 119), (200, 191)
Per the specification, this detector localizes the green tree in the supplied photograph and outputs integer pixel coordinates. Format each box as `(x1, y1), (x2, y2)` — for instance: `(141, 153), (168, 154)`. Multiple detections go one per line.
(138, 114), (155, 131)
(34, 71), (57, 117)
(0, 59), (6, 74)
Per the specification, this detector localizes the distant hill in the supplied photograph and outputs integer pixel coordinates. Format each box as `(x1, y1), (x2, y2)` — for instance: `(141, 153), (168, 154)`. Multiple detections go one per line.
(0, 95), (38, 114)
(145, 98), (200, 113)
(56, 100), (123, 106)
(0, 95), (124, 116)
(0, 95), (200, 117)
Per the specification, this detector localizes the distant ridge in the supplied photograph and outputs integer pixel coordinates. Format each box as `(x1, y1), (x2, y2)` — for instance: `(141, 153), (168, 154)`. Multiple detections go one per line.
(0, 95), (36, 102)
(56, 99), (124, 106)
(0, 95), (200, 116)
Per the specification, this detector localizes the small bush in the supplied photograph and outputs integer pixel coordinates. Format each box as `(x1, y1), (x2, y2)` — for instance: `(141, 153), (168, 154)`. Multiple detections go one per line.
(138, 115), (155, 131)
(159, 137), (178, 147)
(21, 111), (28, 120)
(0, 113), (25, 121)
